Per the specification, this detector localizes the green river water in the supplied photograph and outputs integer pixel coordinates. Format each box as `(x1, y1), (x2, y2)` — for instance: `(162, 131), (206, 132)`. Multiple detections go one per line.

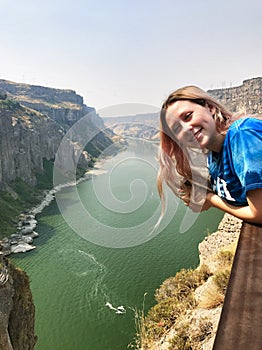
(12, 139), (224, 350)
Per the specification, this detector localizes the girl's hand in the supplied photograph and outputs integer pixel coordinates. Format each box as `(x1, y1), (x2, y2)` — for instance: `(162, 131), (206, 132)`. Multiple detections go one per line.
(178, 189), (213, 212)
(200, 192), (213, 211)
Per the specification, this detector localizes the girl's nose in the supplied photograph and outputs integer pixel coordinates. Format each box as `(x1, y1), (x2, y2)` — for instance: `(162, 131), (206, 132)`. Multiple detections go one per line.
(180, 121), (193, 132)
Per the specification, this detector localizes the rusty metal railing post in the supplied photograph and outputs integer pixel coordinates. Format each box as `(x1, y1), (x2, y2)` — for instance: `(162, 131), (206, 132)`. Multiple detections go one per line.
(213, 222), (262, 350)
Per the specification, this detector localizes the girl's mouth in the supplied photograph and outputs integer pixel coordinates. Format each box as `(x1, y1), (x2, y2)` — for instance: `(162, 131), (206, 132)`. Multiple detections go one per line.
(194, 128), (203, 140)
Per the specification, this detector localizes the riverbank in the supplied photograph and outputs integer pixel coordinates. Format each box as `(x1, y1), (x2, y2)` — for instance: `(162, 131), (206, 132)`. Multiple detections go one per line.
(135, 213), (242, 350)
(0, 161), (106, 256)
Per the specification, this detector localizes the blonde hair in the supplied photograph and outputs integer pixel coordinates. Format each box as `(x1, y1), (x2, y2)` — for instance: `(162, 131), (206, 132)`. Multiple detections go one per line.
(157, 86), (234, 213)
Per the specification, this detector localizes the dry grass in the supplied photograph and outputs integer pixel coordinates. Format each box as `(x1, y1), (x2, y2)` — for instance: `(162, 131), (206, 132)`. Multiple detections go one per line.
(168, 316), (213, 350)
(196, 277), (225, 309)
(130, 240), (237, 349)
(130, 268), (210, 349)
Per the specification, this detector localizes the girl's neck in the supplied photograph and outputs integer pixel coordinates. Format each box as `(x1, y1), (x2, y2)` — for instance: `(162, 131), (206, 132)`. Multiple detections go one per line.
(209, 134), (226, 153)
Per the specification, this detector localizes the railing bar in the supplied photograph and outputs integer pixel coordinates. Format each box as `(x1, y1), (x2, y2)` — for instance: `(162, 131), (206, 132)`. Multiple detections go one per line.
(213, 222), (262, 350)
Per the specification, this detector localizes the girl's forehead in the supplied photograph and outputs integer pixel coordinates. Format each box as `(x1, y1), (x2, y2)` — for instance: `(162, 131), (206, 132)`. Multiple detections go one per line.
(166, 100), (194, 123)
(168, 100), (195, 113)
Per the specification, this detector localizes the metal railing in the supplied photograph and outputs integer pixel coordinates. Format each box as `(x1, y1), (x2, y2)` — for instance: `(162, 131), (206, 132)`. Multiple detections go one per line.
(213, 221), (262, 350)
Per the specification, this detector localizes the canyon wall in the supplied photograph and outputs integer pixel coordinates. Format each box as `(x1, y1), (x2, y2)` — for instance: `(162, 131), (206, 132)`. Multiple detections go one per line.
(0, 101), (65, 186)
(0, 79), (115, 188)
(208, 77), (262, 115)
(0, 257), (36, 350)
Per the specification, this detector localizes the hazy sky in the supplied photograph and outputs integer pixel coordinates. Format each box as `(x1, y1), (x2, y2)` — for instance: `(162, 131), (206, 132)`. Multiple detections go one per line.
(0, 0), (261, 116)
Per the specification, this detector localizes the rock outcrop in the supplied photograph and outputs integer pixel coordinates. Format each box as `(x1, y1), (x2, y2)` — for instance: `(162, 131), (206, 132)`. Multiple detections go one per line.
(0, 79), (116, 188)
(0, 257), (36, 349)
(0, 79), (90, 128)
(198, 214), (242, 270)
(0, 100), (65, 186)
(208, 77), (262, 115)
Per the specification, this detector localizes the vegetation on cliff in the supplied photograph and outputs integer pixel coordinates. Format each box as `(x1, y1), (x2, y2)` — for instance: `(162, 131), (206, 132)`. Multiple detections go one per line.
(0, 172), (50, 239)
(130, 215), (242, 350)
(0, 145), (62, 239)
(0, 96), (20, 110)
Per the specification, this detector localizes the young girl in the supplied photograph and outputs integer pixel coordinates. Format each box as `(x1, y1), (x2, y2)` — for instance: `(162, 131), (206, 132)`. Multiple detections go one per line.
(158, 86), (262, 224)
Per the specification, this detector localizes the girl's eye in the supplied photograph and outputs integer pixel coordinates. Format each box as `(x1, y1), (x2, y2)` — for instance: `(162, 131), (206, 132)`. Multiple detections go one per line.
(184, 112), (192, 121)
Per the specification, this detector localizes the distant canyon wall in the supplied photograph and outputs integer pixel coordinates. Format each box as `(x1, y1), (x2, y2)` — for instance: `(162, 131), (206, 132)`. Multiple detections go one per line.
(208, 77), (262, 115)
(104, 77), (262, 140)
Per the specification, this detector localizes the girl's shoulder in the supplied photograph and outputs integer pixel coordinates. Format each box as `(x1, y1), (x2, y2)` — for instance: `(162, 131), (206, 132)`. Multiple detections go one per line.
(224, 117), (262, 150)
(228, 116), (262, 134)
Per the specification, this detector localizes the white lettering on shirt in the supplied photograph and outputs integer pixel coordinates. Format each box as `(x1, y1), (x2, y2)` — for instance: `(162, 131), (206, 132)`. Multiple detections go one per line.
(214, 177), (236, 202)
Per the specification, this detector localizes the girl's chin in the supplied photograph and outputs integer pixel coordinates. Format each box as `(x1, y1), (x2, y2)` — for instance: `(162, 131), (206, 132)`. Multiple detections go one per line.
(187, 138), (205, 149)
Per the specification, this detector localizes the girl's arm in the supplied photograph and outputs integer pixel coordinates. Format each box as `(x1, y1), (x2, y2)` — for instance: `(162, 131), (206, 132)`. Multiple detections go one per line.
(206, 188), (262, 224)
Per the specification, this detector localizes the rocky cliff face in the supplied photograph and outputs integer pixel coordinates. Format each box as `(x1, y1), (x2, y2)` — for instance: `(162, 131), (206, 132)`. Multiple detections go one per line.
(0, 257), (36, 350)
(0, 79), (115, 188)
(0, 100), (65, 186)
(0, 79), (109, 132)
(208, 77), (262, 115)
(0, 79), (116, 350)
(0, 79), (89, 128)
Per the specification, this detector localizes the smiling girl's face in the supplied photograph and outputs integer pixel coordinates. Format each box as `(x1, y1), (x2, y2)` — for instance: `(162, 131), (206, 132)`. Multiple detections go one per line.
(165, 100), (225, 152)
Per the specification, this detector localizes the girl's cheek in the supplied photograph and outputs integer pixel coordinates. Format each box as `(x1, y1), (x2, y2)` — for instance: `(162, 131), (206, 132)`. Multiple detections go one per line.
(177, 132), (185, 143)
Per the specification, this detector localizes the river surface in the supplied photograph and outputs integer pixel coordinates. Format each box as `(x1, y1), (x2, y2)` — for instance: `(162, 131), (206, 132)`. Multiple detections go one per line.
(12, 139), (224, 350)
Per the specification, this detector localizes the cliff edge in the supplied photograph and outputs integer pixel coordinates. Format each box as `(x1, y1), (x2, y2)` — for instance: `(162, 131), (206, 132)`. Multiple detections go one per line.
(133, 214), (242, 350)
(0, 257), (36, 349)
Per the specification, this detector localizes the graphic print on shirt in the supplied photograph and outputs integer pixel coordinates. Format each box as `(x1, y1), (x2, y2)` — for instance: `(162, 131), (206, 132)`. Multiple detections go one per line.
(213, 177), (236, 202)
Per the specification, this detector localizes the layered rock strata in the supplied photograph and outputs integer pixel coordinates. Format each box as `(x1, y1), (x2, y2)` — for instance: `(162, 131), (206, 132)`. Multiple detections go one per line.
(0, 79), (116, 188)
(208, 77), (262, 115)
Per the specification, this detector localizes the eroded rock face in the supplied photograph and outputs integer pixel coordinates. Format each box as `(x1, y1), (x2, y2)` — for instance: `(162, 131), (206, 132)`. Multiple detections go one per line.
(0, 259), (37, 349)
(0, 266), (14, 350)
(198, 214), (242, 272)
(0, 104), (64, 186)
(208, 77), (262, 115)
(0, 79), (115, 187)
(0, 79), (104, 130)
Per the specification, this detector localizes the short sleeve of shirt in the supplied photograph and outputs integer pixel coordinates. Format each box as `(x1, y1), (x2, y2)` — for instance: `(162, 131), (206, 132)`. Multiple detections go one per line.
(208, 117), (262, 205)
(228, 118), (262, 192)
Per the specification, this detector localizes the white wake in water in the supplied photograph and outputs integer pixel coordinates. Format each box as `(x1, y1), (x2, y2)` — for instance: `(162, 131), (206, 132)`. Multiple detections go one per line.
(78, 249), (105, 273)
(77, 250), (128, 317)
(75, 249), (109, 314)
(105, 302), (126, 314)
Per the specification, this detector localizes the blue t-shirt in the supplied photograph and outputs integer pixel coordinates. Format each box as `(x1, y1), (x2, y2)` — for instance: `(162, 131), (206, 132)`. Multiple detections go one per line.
(208, 117), (262, 206)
